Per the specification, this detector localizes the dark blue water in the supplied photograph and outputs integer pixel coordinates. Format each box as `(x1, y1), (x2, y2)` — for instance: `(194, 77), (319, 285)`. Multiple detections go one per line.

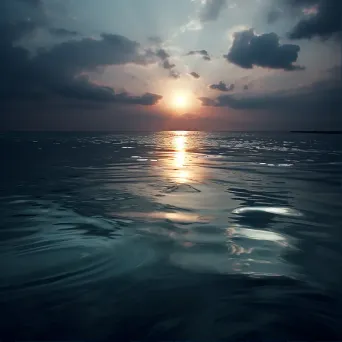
(1, 131), (342, 341)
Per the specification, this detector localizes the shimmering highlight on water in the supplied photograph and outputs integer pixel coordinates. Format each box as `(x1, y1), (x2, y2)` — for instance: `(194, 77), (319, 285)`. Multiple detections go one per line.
(0, 131), (341, 340)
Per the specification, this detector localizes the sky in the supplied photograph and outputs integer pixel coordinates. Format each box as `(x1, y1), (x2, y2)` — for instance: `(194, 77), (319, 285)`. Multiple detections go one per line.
(0, 0), (341, 131)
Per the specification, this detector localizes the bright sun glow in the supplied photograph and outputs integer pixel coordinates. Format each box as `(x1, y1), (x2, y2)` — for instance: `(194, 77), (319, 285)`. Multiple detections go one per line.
(173, 95), (188, 109)
(167, 90), (199, 113)
(160, 83), (201, 113)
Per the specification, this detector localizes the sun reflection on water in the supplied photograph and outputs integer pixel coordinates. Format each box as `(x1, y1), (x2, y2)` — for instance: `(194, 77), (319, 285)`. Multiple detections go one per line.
(173, 131), (189, 183)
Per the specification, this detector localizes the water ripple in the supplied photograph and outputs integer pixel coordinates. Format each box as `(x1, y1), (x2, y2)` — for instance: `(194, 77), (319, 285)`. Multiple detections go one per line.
(232, 206), (303, 217)
(1, 131), (342, 340)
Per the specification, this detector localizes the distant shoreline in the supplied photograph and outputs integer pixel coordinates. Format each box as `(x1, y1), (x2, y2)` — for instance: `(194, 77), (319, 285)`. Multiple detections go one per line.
(290, 131), (342, 134)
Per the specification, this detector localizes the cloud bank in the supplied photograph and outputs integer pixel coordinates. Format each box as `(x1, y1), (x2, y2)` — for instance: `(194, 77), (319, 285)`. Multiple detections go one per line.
(0, 0), (163, 106)
(199, 80), (341, 115)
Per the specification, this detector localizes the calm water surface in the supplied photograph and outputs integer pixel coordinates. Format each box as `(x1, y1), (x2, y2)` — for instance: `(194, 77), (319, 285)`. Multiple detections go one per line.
(1, 131), (342, 340)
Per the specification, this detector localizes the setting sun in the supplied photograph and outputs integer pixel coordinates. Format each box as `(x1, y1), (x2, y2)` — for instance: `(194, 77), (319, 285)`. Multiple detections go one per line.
(166, 89), (198, 112)
(173, 95), (188, 109)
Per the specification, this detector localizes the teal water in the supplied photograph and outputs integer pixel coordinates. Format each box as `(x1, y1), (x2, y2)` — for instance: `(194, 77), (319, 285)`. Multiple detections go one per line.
(1, 131), (342, 340)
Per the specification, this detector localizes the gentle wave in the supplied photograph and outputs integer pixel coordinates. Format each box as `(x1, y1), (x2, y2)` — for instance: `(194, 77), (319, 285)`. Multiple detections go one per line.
(1, 131), (342, 340)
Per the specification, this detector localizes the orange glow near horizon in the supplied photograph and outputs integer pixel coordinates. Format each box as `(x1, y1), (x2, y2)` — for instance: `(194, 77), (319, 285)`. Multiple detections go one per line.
(151, 76), (202, 115)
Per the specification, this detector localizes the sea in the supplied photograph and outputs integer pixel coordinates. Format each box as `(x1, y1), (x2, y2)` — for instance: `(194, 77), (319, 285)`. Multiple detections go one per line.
(0, 131), (342, 341)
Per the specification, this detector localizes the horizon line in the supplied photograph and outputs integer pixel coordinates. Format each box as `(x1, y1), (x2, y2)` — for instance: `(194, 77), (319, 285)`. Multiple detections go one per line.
(1, 129), (341, 133)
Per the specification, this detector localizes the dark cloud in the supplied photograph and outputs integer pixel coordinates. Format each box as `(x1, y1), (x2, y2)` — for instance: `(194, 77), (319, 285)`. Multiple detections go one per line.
(199, 80), (341, 115)
(288, 0), (342, 40)
(148, 40), (180, 77)
(198, 97), (217, 107)
(0, 1), (162, 106)
(163, 60), (175, 70)
(170, 70), (181, 79)
(209, 81), (234, 91)
(224, 29), (304, 71)
(0, 0), (46, 25)
(190, 72), (200, 79)
(147, 40), (180, 77)
(0, 21), (38, 42)
(31, 33), (154, 78)
(267, 9), (282, 24)
(268, 0), (342, 40)
(135, 92), (163, 105)
(155, 48), (179, 77)
(49, 28), (79, 37)
(0, 0), (45, 43)
(199, 0), (226, 22)
(186, 49), (211, 61)
(288, 0), (317, 4)
(51, 75), (162, 105)
(266, 0), (311, 25)
(156, 48), (169, 61)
